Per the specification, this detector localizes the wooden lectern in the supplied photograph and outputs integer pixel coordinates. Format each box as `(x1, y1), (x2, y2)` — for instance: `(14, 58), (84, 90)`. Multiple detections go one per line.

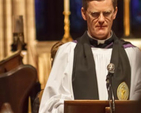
(64, 100), (140, 113)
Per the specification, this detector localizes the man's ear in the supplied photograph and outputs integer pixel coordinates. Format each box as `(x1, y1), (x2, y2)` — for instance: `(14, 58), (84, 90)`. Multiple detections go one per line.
(113, 7), (118, 19)
(81, 7), (87, 20)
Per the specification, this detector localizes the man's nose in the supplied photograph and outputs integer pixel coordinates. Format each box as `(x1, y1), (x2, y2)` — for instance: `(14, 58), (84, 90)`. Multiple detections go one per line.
(98, 13), (105, 24)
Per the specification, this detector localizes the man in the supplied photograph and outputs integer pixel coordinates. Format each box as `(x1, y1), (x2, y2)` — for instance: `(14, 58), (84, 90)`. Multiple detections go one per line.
(39, 0), (141, 112)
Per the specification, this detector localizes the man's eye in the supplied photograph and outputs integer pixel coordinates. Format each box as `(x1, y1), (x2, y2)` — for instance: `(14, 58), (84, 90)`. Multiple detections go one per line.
(91, 12), (100, 18)
(103, 12), (111, 16)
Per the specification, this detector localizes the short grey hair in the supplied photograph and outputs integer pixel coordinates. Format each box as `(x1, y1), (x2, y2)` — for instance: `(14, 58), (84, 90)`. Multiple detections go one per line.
(82, 0), (117, 10)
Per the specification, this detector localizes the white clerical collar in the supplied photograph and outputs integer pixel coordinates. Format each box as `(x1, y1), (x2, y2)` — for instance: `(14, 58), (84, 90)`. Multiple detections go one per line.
(87, 31), (113, 45)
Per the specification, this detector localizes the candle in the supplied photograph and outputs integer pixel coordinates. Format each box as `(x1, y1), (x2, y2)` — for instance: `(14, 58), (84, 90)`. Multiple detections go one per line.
(64, 0), (69, 12)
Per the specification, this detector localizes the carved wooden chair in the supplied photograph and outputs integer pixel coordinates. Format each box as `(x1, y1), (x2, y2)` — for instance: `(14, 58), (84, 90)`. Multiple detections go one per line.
(0, 64), (41, 113)
(0, 51), (41, 113)
(0, 50), (23, 74)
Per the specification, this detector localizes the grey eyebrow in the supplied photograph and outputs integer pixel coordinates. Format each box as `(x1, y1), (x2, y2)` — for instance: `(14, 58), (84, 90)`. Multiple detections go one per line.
(90, 10), (112, 13)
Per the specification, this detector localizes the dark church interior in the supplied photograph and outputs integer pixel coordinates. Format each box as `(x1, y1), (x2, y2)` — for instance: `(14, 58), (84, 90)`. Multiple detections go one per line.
(0, 0), (141, 112)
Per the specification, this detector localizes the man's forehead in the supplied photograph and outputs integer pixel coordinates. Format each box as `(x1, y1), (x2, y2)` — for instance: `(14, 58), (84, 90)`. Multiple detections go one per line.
(87, 0), (113, 5)
(87, 0), (114, 10)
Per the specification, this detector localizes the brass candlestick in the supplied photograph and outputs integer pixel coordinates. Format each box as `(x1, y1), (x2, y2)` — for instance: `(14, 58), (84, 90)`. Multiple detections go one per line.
(62, 11), (73, 43)
(124, 0), (130, 37)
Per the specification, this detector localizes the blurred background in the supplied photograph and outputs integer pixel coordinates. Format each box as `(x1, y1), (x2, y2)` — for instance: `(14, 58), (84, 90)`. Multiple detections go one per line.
(0, 0), (141, 96)
(0, 0), (141, 112)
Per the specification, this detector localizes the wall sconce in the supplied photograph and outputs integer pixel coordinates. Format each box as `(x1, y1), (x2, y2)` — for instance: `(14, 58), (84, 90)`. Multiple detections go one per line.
(11, 15), (27, 52)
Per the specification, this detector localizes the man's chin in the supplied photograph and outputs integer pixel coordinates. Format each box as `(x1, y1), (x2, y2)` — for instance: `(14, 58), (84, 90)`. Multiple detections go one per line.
(95, 33), (108, 40)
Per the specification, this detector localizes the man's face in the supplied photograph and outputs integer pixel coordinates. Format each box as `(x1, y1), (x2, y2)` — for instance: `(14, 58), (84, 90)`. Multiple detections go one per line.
(81, 0), (117, 40)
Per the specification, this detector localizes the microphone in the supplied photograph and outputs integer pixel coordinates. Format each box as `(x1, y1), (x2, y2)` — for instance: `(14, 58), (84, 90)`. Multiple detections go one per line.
(106, 63), (115, 113)
(107, 63), (115, 74)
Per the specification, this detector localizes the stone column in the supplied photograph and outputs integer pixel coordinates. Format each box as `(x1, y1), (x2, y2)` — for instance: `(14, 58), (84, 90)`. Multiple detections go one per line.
(5, 0), (12, 56)
(12, 0), (27, 63)
(0, 0), (4, 60)
(25, 0), (37, 67)
(0, 0), (12, 59)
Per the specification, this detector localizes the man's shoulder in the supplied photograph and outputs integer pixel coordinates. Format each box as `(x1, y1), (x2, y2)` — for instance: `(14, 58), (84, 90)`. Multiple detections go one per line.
(59, 41), (76, 50)
(120, 39), (136, 49)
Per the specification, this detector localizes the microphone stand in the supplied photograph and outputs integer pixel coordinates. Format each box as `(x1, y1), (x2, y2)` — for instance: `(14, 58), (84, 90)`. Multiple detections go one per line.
(106, 64), (115, 113)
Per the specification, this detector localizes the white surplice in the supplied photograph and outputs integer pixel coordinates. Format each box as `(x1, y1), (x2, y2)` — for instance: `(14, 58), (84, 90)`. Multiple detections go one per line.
(39, 42), (141, 113)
